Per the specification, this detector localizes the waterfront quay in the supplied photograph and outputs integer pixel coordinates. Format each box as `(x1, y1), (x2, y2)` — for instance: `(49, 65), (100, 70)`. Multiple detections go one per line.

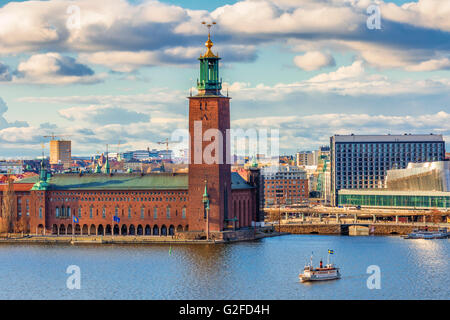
(264, 206), (450, 235)
(0, 227), (285, 245)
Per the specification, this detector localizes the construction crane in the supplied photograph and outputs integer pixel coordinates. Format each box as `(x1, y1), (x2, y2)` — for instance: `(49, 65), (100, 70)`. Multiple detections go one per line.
(157, 138), (175, 152)
(157, 138), (177, 162)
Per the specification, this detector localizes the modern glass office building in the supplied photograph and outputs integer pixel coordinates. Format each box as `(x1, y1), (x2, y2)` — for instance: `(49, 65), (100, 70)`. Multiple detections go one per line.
(338, 189), (450, 209)
(330, 134), (446, 206)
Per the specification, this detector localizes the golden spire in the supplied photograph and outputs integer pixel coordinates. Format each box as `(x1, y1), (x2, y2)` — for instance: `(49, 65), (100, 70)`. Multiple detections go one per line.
(201, 21), (218, 58)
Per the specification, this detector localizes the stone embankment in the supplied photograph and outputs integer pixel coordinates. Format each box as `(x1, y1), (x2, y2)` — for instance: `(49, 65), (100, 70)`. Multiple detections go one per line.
(0, 228), (285, 245)
(276, 223), (442, 235)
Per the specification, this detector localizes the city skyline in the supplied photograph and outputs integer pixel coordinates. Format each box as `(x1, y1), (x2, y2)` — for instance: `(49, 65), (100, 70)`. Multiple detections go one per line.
(0, 0), (449, 159)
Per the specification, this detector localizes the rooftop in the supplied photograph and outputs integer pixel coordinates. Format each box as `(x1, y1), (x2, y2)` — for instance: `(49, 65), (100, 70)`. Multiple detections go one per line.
(339, 189), (450, 197)
(16, 172), (254, 191)
(332, 134), (444, 143)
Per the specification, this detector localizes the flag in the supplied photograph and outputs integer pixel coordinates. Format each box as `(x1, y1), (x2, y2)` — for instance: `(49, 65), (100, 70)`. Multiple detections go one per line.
(328, 249), (334, 254)
(113, 216), (120, 223)
(73, 215), (79, 224)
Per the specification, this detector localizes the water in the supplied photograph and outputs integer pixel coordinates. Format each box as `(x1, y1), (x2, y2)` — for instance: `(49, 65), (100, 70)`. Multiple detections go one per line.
(0, 235), (448, 300)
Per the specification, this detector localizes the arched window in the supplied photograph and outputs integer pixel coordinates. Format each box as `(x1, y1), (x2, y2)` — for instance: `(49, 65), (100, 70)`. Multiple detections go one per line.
(67, 207), (71, 218)
(141, 207), (144, 219)
(55, 207), (60, 218)
(89, 206), (93, 219)
(128, 207), (131, 219)
(39, 207), (43, 219)
(78, 207), (81, 218)
(166, 206), (171, 219)
(153, 207), (158, 219)
(115, 206), (119, 216)
(102, 207), (106, 218)
(182, 207), (186, 219)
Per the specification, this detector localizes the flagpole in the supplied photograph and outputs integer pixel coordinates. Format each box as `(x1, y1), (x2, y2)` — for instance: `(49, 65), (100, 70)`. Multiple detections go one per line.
(72, 215), (74, 242)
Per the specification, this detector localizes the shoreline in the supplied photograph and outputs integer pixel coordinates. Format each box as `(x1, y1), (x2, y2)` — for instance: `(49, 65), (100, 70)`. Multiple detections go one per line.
(0, 231), (287, 245)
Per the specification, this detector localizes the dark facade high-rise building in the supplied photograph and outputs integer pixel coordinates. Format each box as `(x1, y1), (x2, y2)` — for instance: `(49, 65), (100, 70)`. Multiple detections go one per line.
(330, 134), (446, 205)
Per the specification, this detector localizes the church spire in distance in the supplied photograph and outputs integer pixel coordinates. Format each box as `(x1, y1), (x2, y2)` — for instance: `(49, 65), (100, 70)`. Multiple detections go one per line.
(197, 22), (222, 96)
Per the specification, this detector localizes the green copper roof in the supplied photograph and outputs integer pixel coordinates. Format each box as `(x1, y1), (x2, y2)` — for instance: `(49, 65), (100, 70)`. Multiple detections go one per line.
(103, 158), (110, 174)
(251, 156), (258, 168)
(203, 182), (208, 198)
(46, 173), (188, 190)
(231, 172), (255, 190)
(17, 176), (39, 184)
(31, 161), (49, 190)
(16, 172), (253, 191)
(197, 32), (222, 94)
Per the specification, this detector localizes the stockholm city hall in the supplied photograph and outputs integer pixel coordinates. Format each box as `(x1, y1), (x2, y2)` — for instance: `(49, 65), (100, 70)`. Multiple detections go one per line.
(0, 27), (261, 240)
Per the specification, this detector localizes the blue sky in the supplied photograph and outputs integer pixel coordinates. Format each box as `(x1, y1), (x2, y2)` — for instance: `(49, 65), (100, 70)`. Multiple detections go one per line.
(0, 0), (449, 158)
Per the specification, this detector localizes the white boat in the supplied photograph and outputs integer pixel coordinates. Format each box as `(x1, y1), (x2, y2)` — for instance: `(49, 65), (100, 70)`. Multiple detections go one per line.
(403, 228), (449, 239)
(299, 251), (340, 282)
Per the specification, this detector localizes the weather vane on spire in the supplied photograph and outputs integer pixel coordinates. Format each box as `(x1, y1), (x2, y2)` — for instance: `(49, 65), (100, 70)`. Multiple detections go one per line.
(201, 21), (216, 37)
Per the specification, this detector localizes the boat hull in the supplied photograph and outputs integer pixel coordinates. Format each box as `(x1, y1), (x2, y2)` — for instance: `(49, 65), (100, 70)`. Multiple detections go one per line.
(299, 269), (341, 282)
(404, 230), (449, 239)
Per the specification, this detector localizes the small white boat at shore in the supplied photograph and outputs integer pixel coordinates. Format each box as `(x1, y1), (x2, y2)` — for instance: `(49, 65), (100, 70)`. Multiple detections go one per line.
(299, 251), (340, 282)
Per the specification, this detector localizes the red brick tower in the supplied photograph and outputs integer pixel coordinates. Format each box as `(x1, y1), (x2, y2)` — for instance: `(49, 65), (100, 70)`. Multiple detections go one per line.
(188, 24), (232, 233)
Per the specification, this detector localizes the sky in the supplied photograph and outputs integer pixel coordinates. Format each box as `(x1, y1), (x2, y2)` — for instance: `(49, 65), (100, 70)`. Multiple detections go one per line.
(0, 0), (449, 158)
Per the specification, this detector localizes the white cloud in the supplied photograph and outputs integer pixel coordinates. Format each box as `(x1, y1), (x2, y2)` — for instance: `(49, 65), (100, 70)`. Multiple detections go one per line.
(58, 105), (150, 125)
(79, 44), (257, 72)
(405, 57), (450, 72)
(233, 111), (450, 151)
(293, 51), (335, 71)
(19, 87), (185, 108)
(210, 0), (361, 34)
(224, 60), (450, 100)
(0, 97), (28, 129)
(79, 51), (159, 73)
(0, 0), (448, 74)
(307, 60), (364, 82)
(380, 0), (450, 32)
(14, 53), (104, 84)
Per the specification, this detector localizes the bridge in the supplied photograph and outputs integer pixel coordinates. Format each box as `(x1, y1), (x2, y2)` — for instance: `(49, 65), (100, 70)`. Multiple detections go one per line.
(264, 206), (450, 225)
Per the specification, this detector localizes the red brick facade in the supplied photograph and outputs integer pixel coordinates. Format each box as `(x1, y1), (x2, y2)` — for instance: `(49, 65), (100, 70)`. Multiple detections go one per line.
(263, 177), (309, 207)
(1, 179), (256, 236)
(188, 96), (232, 232)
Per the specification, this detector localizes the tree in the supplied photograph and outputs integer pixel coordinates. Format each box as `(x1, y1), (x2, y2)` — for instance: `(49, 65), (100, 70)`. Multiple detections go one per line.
(15, 216), (30, 234)
(267, 210), (282, 231)
(1, 175), (16, 234)
(429, 209), (444, 224)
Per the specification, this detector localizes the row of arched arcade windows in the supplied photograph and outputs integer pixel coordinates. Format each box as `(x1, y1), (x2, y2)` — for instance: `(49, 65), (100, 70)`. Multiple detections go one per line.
(53, 205), (187, 220)
(51, 224), (188, 236)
